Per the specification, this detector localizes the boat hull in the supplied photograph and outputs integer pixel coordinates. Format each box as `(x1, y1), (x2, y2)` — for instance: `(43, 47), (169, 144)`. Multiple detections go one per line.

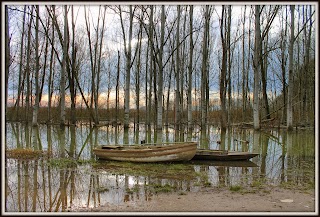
(93, 142), (197, 163)
(192, 149), (259, 161)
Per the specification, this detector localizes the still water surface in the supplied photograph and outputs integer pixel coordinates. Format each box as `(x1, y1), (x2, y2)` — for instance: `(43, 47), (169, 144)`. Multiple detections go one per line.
(4, 122), (315, 212)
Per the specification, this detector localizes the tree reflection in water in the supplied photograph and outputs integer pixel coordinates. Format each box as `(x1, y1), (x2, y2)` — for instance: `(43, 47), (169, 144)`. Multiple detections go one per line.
(4, 123), (315, 212)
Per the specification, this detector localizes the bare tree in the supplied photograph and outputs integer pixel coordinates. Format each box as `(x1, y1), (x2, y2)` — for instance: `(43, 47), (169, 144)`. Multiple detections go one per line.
(175, 5), (181, 133)
(156, 5), (166, 141)
(32, 5), (40, 126)
(135, 18), (143, 128)
(84, 6), (107, 125)
(119, 5), (134, 130)
(287, 5), (295, 130)
(187, 5), (194, 132)
(253, 5), (262, 130)
(201, 5), (211, 130)
(60, 5), (68, 126)
(219, 5), (228, 131)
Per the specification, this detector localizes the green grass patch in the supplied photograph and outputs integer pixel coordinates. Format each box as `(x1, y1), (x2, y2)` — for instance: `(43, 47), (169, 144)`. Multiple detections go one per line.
(150, 183), (176, 193)
(47, 158), (78, 168)
(229, 185), (242, 192)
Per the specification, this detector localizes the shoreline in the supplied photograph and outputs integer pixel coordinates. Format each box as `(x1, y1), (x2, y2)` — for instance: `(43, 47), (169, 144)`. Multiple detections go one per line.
(70, 187), (316, 213)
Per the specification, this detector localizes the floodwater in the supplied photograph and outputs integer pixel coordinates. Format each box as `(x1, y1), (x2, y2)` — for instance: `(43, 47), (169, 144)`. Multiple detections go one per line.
(4, 122), (315, 212)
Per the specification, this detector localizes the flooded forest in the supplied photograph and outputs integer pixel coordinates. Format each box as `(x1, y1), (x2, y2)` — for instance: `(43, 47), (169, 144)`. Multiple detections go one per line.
(3, 4), (317, 213)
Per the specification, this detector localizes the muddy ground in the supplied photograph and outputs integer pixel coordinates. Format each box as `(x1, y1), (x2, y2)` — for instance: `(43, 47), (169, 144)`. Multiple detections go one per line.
(72, 186), (316, 214)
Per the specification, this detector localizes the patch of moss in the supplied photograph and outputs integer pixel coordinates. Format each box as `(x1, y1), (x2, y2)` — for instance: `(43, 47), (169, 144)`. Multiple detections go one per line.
(251, 180), (265, 189)
(230, 185), (242, 192)
(195, 171), (211, 187)
(151, 183), (176, 193)
(47, 158), (78, 168)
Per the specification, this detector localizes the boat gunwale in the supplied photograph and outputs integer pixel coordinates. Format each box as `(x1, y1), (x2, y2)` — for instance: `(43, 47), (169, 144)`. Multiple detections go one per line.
(94, 142), (198, 153)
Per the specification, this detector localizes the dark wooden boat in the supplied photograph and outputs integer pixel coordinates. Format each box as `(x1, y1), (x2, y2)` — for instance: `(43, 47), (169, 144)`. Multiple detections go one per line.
(192, 149), (259, 161)
(189, 160), (259, 167)
(93, 142), (197, 163)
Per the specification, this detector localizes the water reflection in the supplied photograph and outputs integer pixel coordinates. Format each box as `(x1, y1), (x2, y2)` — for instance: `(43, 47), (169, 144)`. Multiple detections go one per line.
(4, 123), (315, 212)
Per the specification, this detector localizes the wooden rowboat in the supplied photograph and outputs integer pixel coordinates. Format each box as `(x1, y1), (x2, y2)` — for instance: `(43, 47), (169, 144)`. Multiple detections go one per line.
(192, 149), (259, 161)
(93, 142), (198, 163)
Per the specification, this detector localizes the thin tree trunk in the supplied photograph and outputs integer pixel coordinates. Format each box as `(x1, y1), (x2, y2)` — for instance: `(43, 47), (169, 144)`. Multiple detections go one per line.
(281, 6), (288, 124)
(302, 5), (312, 126)
(32, 5), (40, 126)
(135, 22), (143, 127)
(219, 6), (227, 131)
(48, 5), (55, 123)
(253, 5), (261, 130)
(116, 51), (120, 123)
(241, 6), (246, 122)
(156, 5), (165, 141)
(201, 5), (210, 130)
(69, 6), (77, 124)
(60, 5), (67, 126)
(175, 5), (181, 133)
(261, 31), (270, 120)
(187, 5), (194, 132)
(146, 6), (154, 133)
(120, 5), (134, 129)
(25, 7), (34, 122)
(84, 6), (99, 125)
(226, 6), (232, 126)
(166, 57), (173, 127)
(287, 5), (295, 130)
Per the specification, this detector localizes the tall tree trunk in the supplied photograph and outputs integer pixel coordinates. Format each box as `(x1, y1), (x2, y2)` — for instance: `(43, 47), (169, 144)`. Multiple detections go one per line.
(287, 5), (295, 130)
(135, 21), (142, 127)
(281, 6), (288, 124)
(120, 5), (134, 130)
(175, 5), (181, 133)
(253, 5), (261, 130)
(261, 31), (270, 120)
(187, 5), (194, 132)
(69, 6), (77, 124)
(302, 5), (312, 126)
(116, 51), (120, 123)
(32, 5), (40, 126)
(201, 5), (210, 130)
(85, 6), (101, 125)
(219, 6), (227, 131)
(25, 7), (34, 122)
(226, 6), (232, 126)
(241, 6), (247, 122)
(156, 5), (165, 141)
(48, 5), (55, 123)
(146, 6), (154, 133)
(60, 5), (68, 126)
